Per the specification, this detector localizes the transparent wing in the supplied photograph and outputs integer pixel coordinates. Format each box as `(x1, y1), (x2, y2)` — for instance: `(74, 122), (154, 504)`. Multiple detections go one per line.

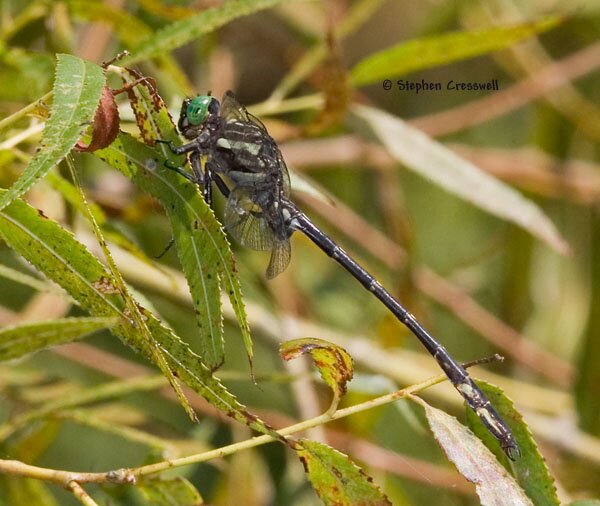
(274, 150), (291, 198)
(224, 187), (276, 251)
(221, 91), (268, 132)
(266, 239), (291, 279)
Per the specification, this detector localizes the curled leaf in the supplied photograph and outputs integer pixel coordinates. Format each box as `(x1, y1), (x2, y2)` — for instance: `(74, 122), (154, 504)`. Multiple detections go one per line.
(280, 337), (353, 399)
(75, 85), (119, 152)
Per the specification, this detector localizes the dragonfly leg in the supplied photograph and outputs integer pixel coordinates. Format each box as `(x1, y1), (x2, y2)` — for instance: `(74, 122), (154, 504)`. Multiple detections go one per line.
(155, 238), (175, 258)
(156, 138), (203, 155)
(162, 160), (198, 184)
(212, 173), (231, 198)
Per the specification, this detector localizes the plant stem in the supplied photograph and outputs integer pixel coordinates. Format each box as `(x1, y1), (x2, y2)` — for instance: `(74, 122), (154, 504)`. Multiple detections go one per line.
(130, 371), (447, 477)
(0, 370), (448, 485)
(0, 91), (52, 132)
(67, 481), (99, 506)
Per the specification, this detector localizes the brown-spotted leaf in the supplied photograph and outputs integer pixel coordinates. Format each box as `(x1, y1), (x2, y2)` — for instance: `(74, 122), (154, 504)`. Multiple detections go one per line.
(294, 439), (391, 506)
(75, 85), (119, 152)
(280, 337), (354, 398)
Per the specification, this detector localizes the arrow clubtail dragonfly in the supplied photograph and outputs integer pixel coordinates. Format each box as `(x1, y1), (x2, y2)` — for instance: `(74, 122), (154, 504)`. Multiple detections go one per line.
(162, 91), (519, 459)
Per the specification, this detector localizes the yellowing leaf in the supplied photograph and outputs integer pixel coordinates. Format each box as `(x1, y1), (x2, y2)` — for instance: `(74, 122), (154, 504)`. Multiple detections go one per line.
(280, 337), (353, 399)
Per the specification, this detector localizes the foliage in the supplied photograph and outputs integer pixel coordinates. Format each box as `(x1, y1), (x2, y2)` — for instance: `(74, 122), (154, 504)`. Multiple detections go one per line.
(0, 0), (599, 505)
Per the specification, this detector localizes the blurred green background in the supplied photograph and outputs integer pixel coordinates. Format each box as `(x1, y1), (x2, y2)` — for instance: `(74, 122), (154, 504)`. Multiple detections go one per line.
(1, 0), (600, 504)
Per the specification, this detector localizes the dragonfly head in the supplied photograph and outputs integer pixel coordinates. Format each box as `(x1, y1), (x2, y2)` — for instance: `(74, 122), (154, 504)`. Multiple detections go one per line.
(178, 95), (220, 138)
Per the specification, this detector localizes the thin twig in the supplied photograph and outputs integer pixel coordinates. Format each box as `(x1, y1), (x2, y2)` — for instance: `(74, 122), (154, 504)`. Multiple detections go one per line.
(0, 370), (449, 485)
(67, 481), (100, 506)
(0, 91), (52, 132)
(130, 369), (450, 478)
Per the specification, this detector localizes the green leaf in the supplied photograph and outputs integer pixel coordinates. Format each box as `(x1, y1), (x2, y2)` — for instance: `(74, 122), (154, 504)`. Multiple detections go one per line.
(0, 191), (283, 442)
(94, 132), (225, 370)
(64, 154), (196, 422)
(94, 95), (252, 372)
(137, 476), (203, 506)
(0, 54), (105, 211)
(466, 381), (560, 506)
(568, 501), (600, 506)
(350, 17), (561, 86)
(0, 317), (117, 362)
(125, 0), (298, 64)
(294, 439), (391, 506)
(280, 338), (354, 399)
(114, 71), (236, 371)
(353, 104), (569, 254)
(419, 400), (533, 506)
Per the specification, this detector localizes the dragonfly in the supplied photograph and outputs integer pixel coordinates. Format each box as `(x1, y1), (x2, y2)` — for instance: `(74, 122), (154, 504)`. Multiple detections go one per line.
(162, 91), (520, 459)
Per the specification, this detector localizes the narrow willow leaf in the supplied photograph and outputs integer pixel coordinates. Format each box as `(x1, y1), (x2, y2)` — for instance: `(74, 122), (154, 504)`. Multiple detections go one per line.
(118, 69), (253, 371)
(0, 317), (116, 362)
(0, 192), (283, 442)
(294, 439), (391, 506)
(125, 0), (297, 64)
(466, 381), (559, 506)
(116, 70), (230, 371)
(95, 124), (252, 372)
(280, 338), (353, 398)
(0, 54), (105, 211)
(350, 17), (561, 86)
(120, 68), (181, 146)
(65, 156), (196, 422)
(420, 401), (533, 506)
(353, 104), (569, 254)
(95, 132), (224, 370)
(138, 477), (203, 506)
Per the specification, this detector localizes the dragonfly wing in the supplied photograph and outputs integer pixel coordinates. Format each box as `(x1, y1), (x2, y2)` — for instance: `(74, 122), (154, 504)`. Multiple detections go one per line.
(224, 188), (276, 251)
(221, 91), (268, 132)
(266, 239), (291, 279)
(275, 149), (291, 197)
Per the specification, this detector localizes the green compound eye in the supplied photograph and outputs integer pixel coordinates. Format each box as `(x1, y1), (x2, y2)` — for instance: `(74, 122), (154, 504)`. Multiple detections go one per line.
(186, 95), (212, 125)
